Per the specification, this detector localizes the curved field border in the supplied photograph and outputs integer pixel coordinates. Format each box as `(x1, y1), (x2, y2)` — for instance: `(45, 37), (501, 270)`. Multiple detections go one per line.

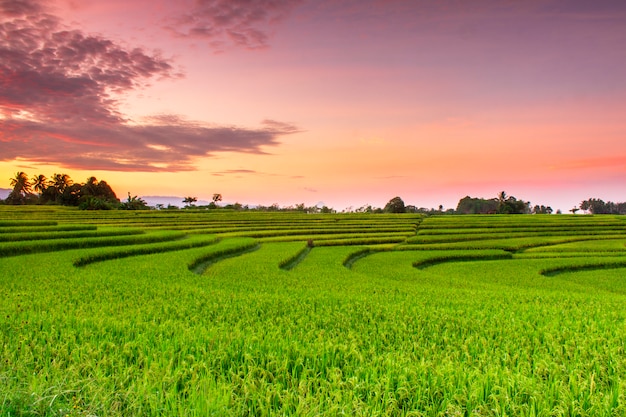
(279, 244), (312, 270)
(0, 220), (57, 227)
(73, 235), (220, 267)
(412, 250), (513, 269)
(188, 238), (259, 275)
(0, 229), (142, 243)
(0, 225), (97, 234)
(540, 260), (626, 277)
(0, 231), (184, 257)
(342, 248), (378, 269)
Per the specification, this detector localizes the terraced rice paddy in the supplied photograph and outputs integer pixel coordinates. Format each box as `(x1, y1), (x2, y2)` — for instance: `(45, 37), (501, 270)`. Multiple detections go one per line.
(1, 206), (626, 416)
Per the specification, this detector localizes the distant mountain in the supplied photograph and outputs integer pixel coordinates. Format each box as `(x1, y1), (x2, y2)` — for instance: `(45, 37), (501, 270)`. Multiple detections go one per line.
(141, 196), (210, 208)
(0, 188), (10, 200)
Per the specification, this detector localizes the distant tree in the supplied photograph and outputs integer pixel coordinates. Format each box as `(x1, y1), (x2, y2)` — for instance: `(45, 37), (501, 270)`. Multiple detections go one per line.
(76, 178), (119, 210)
(579, 198), (626, 214)
(580, 200), (591, 213)
(533, 205), (553, 215)
(50, 173), (72, 195)
(78, 196), (117, 210)
(120, 193), (149, 210)
(569, 207), (579, 214)
(456, 196), (498, 214)
(183, 196), (198, 207)
(59, 183), (82, 206)
(6, 172), (33, 204)
(82, 176), (99, 196)
(32, 174), (47, 196)
(456, 193), (529, 214)
(78, 177), (118, 208)
(497, 191), (508, 207)
(496, 192), (530, 214)
(384, 196), (406, 213)
(224, 202), (243, 211)
(355, 204), (374, 213)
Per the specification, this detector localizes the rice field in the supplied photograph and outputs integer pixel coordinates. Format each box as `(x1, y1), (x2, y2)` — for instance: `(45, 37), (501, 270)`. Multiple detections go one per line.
(1, 206), (625, 416)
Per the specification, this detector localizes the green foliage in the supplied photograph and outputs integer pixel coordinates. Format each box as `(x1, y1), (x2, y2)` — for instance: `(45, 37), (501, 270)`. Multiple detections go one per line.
(456, 195), (499, 214)
(580, 198), (626, 214)
(5, 172), (120, 208)
(1, 208), (626, 416)
(120, 193), (149, 210)
(384, 196), (406, 213)
(456, 192), (531, 214)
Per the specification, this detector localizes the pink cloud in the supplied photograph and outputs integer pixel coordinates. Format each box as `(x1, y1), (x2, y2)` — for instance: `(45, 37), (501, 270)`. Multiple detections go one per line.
(165, 0), (303, 50)
(0, 0), (299, 171)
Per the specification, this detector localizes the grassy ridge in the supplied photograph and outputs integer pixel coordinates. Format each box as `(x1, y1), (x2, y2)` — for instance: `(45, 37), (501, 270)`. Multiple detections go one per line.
(0, 230), (183, 257)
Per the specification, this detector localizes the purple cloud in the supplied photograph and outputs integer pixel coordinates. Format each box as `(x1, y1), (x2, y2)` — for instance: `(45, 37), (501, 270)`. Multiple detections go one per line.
(166, 0), (303, 50)
(0, 0), (299, 171)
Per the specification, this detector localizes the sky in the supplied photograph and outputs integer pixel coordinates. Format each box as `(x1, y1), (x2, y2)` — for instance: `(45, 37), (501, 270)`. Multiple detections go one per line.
(1, 0), (625, 211)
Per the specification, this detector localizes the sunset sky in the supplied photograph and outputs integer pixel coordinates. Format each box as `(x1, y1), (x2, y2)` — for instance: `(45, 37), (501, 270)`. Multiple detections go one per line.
(1, 0), (625, 211)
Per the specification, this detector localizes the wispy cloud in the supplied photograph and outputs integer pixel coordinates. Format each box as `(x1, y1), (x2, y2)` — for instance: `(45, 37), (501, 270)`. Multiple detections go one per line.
(165, 0), (303, 51)
(0, 0), (299, 171)
(211, 169), (259, 177)
(551, 155), (626, 172)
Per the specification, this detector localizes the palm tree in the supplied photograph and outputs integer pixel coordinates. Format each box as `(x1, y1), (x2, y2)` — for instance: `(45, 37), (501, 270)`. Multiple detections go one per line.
(183, 196), (197, 207)
(9, 172), (32, 195)
(82, 176), (98, 196)
(6, 172), (32, 204)
(49, 173), (73, 195)
(32, 174), (47, 195)
(497, 191), (508, 205)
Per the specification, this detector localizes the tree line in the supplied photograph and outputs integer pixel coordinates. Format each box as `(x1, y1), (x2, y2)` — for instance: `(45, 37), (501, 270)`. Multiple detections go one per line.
(1, 171), (148, 210)
(3, 172), (625, 214)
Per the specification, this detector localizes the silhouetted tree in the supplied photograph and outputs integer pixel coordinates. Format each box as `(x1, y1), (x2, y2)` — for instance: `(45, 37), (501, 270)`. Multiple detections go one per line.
(32, 174), (47, 196)
(384, 196), (406, 213)
(183, 196), (198, 207)
(533, 205), (553, 214)
(120, 193), (149, 210)
(456, 196), (498, 214)
(6, 172), (33, 204)
(496, 192), (530, 214)
(50, 173), (72, 194)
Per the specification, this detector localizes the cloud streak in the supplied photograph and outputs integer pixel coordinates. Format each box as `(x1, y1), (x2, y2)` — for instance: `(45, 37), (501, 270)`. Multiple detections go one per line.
(0, 0), (299, 171)
(166, 0), (303, 50)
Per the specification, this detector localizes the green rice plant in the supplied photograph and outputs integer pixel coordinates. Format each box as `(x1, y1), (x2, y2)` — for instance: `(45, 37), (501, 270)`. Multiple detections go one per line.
(0, 228), (142, 242)
(73, 234), (220, 266)
(342, 247), (374, 268)
(399, 236), (605, 252)
(312, 235), (409, 246)
(187, 237), (259, 274)
(407, 230), (626, 244)
(0, 220), (58, 227)
(259, 232), (412, 245)
(0, 230), (184, 257)
(522, 238), (626, 253)
(0, 224), (96, 234)
(540, 259), (626, 277)
(278, 243), (312, 270)
(2, 208), (626, 416)
(412, 249), (513, 269)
